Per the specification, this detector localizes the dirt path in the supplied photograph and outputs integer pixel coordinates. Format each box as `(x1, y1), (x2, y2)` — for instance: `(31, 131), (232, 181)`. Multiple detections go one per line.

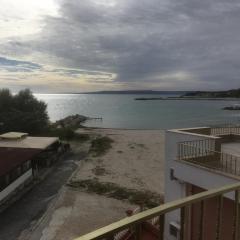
(0, 149), (86, 240)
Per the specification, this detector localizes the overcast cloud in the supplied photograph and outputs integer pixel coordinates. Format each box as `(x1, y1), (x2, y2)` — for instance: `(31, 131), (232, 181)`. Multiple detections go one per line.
(0, 0), (240, 92)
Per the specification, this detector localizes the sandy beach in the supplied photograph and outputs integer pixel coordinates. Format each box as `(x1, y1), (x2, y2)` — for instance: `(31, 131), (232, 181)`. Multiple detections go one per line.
(74, 128), (165, 194)
(26, 128), (165, 240)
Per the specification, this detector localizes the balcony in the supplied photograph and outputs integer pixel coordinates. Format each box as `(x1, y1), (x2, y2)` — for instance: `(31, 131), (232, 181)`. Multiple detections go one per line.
(73, 183), (240, 240)
(180, 125), (240, 137)
(174, 125), (240, 178)
(210, 125), (240, 136)
(177, 139), (240, 177)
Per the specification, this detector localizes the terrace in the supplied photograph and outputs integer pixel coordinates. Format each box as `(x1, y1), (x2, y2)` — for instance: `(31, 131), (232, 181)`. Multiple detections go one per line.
(177, 125), (240, 178)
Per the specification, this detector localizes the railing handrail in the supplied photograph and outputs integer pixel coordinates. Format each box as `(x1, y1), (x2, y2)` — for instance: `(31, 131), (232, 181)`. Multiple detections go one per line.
(179, 142), (240, 160)
(74, 182), (240, 240)
(211, 126), (240, 136)
(211, 125), (240, 128)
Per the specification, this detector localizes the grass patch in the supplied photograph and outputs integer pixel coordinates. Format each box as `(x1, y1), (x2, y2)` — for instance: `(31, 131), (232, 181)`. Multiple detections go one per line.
(67, 179), (163, 208)
(92, 166), (108, 176)
(128, 143), (147, 149)
(89, 136), (114, 156)
(73, 133), (90, 142)
(136, 143), (147, 149)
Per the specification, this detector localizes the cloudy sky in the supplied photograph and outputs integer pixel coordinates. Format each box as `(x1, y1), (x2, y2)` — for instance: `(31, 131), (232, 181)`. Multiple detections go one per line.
(0, 0), (240, 93)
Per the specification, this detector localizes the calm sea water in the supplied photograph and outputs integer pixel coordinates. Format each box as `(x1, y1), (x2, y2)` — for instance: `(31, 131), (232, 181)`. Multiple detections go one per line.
(35, 94), (240, 130)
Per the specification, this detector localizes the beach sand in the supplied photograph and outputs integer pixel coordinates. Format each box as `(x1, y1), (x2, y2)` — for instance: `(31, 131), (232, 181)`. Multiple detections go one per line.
(27, 128), (165, 240)
(74, 128), (165, 194)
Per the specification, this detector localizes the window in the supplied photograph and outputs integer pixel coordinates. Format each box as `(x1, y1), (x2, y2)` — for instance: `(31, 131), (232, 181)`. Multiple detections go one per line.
(169, 222), (180, 239)
(5, 174), (10, 186)
(22, 160), (31, 173)
(10, 167), (21, 182)
(0, 176), (6, 191)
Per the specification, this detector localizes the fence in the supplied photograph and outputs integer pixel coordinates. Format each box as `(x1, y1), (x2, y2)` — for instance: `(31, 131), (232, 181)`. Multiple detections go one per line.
(178, 141), (240, 176)
(211, 126), (240, 136)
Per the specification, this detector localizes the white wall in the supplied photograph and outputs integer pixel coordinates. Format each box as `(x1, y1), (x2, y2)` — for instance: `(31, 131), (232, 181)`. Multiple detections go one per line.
(174, 161), (237, 199)
(0, 169), (33, 202)
(164, 129), (228, 240)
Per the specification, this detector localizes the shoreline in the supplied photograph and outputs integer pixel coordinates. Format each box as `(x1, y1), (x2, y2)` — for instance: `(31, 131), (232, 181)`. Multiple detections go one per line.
(81, 126), (167, 131)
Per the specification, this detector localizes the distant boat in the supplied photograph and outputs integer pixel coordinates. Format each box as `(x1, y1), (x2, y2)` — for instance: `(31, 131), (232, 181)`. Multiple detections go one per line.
(223, 104), (240, 110)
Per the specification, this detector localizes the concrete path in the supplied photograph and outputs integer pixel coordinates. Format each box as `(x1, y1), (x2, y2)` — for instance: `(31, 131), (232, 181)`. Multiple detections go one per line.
(0, 154), (79, 240)
(222, 142), (240, 156)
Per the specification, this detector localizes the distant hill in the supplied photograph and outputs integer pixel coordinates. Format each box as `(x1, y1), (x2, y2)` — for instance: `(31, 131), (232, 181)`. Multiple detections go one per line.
(83, 90), (190, 95)
(183, 89), (240, 98)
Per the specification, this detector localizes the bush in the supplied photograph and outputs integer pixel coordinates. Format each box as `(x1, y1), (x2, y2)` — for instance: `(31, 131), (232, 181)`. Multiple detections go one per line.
(43, 126), (90, 141)
(46, 127), (75, 140)
(67, 179), (163, 208)
(89, 136), (114, 156)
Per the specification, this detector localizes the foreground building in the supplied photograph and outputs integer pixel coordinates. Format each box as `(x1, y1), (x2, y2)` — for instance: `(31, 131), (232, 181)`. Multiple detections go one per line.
(71, 125), (240, 240)
(165, 126), (240, 240)
(0, 132), (60, 207)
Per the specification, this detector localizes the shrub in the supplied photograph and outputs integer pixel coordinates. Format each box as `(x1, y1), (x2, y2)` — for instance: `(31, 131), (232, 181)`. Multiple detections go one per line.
(67, 179), (163, 208)
(89, 136), (114, 156)
(43, 126), (90, 141)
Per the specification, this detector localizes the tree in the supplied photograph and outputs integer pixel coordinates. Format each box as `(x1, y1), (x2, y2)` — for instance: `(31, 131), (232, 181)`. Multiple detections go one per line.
(0, 89), (12, 112)
(0, 89), (49, 134)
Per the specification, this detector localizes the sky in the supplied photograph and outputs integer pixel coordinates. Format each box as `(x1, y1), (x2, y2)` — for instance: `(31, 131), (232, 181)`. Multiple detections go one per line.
(0, 0), (240, 93)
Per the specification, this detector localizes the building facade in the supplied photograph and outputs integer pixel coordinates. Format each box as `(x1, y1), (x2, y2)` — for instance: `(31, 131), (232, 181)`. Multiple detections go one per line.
(0, 132), (60, 208)
(165, 126), (240, 240)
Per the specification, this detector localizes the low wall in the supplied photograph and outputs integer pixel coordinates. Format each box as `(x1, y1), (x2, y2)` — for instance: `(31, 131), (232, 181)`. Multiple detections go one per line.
(182, 127), (211, 135)
(0, 169), (32, 202)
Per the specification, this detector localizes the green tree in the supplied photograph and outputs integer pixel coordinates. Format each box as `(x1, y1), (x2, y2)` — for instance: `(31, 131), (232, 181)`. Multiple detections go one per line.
(0, 89), (12, 112)
(0, 89), (49, 134)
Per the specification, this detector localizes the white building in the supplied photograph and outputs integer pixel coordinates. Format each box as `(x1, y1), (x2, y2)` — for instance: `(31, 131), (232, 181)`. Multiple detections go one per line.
(165, 126), (240, 240)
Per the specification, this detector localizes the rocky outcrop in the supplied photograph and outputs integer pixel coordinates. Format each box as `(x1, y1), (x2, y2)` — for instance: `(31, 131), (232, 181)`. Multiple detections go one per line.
(223, 104), (240, 110)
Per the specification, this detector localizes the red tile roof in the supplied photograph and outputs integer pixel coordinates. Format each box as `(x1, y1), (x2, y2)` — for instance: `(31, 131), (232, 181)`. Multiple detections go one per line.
(0, 147), (41, 176)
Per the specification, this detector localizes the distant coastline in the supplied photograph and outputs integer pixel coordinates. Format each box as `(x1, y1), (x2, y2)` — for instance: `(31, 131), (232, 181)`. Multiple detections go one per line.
(182, 88), (240, 98)
(36, 88), (240, 97)
(135, 88), (240, 100)
(81, 90), (190, 95)
(135, 97), (240, 101)
(57, 90), (190, 95)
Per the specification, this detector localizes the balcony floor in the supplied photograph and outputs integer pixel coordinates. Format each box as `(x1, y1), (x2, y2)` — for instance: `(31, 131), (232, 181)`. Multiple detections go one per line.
(221, 142), (240, 156)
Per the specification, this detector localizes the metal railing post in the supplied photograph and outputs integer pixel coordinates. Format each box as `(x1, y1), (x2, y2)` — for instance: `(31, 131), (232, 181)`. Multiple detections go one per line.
(180, 207), (186, 240)
(233, 190), (240, 240)
(198, 201), (205, 240)
(159, 214), (165, 240)
(135, 224), (142, 240)
(216, 195), (223, 240)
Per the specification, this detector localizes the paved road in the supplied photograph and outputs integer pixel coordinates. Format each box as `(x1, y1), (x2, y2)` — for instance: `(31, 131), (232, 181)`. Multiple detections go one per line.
(0, 155), (78, 240)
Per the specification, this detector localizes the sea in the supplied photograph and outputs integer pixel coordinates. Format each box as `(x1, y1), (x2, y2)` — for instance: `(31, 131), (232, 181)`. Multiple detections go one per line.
(35, 94), (240, 130)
